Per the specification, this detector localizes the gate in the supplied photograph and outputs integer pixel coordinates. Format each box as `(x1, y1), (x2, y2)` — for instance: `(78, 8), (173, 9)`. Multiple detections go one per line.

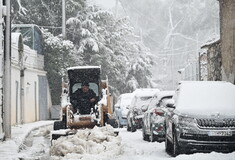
(38, 76), (48, 120)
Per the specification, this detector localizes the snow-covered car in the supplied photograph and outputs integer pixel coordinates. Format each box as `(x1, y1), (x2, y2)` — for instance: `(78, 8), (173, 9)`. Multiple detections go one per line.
(114, 93), (134, 127)
(142, 90), (174, 142)
(127, 88), (160, 132)
(165, 81), (235, 157)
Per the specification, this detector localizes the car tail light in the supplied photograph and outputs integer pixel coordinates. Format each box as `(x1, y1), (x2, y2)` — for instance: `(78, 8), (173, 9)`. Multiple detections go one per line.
(154, 108), (164, 116)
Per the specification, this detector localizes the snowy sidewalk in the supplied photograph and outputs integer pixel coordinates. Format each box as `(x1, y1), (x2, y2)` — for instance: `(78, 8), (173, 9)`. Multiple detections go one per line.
(0, 121), (54, 160)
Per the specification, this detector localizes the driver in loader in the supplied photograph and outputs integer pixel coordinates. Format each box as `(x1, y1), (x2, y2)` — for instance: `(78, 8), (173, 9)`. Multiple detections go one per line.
(74, 81), (97, 114)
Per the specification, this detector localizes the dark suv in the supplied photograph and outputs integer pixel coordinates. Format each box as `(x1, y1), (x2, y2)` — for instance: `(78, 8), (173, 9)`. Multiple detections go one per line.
(165, 81), (235, 156)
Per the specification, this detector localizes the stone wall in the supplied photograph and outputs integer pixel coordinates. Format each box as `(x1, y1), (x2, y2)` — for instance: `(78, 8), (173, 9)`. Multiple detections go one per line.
(199, 52), (208, 81)
(201, 40), (222, 81)
(219, 0), (235, 83)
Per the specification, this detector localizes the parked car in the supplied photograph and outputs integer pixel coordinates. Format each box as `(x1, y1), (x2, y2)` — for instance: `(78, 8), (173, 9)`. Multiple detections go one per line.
(114, 93), (134, 127)
(165, 81), (235, 157)
(127, 88), (160, 132)
(142, 90), (174, 142)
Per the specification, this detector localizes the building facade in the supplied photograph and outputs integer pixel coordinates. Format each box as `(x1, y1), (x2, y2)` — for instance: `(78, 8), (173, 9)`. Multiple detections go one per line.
(10, 25), (52, 125)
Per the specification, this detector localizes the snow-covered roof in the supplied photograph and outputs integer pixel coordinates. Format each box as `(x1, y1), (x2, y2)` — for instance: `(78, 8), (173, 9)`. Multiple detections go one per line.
(201, 36), (220, 49)
(67, 66), (101, 71)
(176, 81), (235, 116)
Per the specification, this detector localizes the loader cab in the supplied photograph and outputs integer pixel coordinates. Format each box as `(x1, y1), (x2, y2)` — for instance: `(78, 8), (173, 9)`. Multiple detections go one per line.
(67, 66), (102, 106)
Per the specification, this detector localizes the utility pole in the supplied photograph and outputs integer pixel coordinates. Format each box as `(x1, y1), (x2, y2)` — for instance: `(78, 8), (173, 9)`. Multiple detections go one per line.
(3, 0), (11, 138)
(198, 52), (201, 81)
(0, 0), (6, 140)
(62, 0), (66, 39)
(171, 35), (174, 89)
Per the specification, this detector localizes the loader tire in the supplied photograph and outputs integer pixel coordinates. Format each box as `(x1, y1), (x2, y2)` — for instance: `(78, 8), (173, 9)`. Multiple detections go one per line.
(54, 121), (66, 130)
(107, 119), (118, 128)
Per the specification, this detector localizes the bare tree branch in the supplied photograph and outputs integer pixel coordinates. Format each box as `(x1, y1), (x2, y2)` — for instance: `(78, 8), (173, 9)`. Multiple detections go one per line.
(17, 0), (28, 16)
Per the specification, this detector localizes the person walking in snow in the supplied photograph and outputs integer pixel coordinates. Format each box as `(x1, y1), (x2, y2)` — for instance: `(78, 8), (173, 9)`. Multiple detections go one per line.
(74, 81), (97, 114)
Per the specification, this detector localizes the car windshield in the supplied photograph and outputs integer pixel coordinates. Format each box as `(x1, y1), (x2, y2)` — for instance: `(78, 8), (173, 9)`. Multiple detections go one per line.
(121, 96), (133, 107)
(135, 96), (152, 109)
(148, 97), (159, 109)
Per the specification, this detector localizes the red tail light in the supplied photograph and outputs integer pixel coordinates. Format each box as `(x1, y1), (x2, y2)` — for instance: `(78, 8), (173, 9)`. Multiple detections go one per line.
(154, 108), (164, 116)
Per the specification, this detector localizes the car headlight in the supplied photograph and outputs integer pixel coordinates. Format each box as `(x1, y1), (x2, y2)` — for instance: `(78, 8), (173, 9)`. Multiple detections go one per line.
(178, 115), (196, 125)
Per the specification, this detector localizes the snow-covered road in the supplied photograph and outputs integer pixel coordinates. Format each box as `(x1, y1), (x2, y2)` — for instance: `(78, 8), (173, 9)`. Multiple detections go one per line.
(9, 123), (235, 160)
(116, 128), (235, 160)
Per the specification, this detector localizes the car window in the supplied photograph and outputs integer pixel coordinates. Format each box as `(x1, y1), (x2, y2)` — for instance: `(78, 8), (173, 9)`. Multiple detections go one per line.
(160, 96), (173, 107)
(120, 96), (133, 107)
(148, 97), (159, 109)
(115, 97), (121, 106)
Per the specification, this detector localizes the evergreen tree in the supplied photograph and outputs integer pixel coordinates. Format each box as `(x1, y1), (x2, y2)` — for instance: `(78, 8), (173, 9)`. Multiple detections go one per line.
(11, 0), (154, 103)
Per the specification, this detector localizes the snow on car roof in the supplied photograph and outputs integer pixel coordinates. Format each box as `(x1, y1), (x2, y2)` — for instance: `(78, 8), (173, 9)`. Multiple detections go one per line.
(120, 93), (135, 106)
(67, 66), (101, 70)
(176, 81), (235, 116)
(155, 90), (175, 100)
(133, 88), (160, 97)
(120, 93), (134, 98)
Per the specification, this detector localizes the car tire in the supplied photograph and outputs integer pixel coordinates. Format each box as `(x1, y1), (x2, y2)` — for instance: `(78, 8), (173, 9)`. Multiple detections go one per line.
(127, 120), (131, 131)
(117, 117), (121, 128)
(165, 135), (172, 154)
(142, 124), (150, 141)
(172, 131), (180, 157)
(130, 118), (137, 132)
(149, 126), (157, 142)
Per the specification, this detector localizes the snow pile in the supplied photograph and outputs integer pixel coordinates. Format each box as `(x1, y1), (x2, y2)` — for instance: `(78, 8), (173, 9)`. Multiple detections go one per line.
(50, 125), (122, 160)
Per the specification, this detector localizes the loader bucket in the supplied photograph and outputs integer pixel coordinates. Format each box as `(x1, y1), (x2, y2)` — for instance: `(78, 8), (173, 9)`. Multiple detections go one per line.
(68, 115), (97, 129)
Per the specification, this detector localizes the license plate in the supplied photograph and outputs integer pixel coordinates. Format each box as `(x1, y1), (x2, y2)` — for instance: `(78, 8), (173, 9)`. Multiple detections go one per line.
(208, 130), (232, 136)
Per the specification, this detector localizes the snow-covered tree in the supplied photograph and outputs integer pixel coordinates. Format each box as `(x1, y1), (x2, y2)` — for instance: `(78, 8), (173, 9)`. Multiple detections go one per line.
(11, 0), (154, 101)
(43, 29), (76, 104)
(12, 0), (86, 35)
(66, 5), (153, 96)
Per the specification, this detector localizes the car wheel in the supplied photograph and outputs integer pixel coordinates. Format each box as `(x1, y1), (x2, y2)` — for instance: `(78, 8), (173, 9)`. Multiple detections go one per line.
(142, 124), (150, 141)
(130, 118), (137, 132)
(149, 126), (157, 142)
(117, 117), (121, 128)
(127, 121), (131, 131)
(172, 131), (180, 157)
(165, 134), (172, 154)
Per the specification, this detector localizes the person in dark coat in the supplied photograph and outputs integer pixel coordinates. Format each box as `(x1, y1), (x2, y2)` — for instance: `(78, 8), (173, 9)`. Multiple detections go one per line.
(75, 81), (97, 114)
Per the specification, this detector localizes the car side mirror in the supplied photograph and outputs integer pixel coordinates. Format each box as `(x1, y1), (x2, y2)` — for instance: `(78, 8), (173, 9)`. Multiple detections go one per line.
(141, 105), (148, 112)
(166, 99), (175, 109)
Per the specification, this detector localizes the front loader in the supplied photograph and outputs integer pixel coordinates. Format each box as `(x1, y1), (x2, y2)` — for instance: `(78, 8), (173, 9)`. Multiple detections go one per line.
(51, 66), (118, 140)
